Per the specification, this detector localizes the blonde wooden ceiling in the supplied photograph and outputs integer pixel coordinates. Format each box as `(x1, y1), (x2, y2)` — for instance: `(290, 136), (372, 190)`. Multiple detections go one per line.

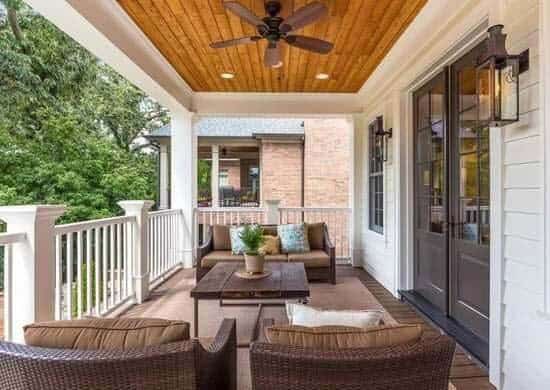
(117, 0), (427, 93)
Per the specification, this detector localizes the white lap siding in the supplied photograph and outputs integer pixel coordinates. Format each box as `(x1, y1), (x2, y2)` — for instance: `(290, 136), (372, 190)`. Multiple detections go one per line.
(354, 0), (550, 388)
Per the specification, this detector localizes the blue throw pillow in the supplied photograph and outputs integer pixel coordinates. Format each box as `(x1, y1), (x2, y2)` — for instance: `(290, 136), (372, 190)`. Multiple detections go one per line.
(277, 224), (310, 254)
(230, 226), (247, 255)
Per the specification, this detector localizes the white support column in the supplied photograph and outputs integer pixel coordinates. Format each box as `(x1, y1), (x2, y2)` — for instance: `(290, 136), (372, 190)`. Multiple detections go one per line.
(159, 142), (170, 210)
(265, 200), (281, 225)
(171, 109), (196, 268)
(211, 144), (220, 208)
(0, 205), (65, 343)
(118, 200), (154, 304)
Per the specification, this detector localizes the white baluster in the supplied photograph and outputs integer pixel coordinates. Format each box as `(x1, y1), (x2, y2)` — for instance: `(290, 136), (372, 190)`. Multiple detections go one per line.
(77, 231), (83, 318)
(86, 229), (92, 315)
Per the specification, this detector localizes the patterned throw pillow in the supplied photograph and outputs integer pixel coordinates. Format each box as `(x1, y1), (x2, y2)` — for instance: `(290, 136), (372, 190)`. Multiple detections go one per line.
(277, 224), (310, 254)
(259, 235), (280, 255)
(229, 226), (247, 255)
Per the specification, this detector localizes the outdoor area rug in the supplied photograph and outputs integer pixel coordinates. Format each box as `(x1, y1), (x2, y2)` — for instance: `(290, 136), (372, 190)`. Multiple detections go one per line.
(123, 269), (454, 390)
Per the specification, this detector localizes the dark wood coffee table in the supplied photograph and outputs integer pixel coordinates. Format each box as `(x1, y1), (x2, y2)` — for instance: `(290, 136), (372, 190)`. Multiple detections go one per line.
(191, 262), (310, 343)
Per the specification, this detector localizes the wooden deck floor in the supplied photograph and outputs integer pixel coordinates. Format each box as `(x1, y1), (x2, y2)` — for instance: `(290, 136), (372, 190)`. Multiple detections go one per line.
(0, 268), (494, 389)
(338, 267), (495, 390)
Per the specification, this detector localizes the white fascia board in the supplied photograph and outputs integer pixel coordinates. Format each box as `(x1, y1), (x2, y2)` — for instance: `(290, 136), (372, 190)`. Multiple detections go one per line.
(192, 92), (362, 116)
(24, 0), (193, 113)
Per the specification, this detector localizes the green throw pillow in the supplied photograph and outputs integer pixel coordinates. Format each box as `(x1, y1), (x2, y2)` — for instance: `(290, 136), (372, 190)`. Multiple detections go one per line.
(229, 226), (247, 255)
(277, 223), (310, 254)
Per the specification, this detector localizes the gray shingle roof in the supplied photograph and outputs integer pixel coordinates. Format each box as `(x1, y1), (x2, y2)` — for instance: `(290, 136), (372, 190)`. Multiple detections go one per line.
(147, 117), (305, 138)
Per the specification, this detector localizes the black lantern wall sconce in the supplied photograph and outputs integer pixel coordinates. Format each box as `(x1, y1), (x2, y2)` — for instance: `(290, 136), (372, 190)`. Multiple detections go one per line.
(476, 24), (529, 127)
(374, 116), (392, 162)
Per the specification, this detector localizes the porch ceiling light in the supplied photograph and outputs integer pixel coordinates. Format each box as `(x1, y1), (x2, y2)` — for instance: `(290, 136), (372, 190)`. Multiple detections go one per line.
(221, 72), (235, 79)
(315, 73), (329, 80)
(476, 25), (528, 126)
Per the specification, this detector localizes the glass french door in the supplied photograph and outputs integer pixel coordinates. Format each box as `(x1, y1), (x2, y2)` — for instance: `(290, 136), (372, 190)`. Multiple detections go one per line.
(413, 41), (490, 346)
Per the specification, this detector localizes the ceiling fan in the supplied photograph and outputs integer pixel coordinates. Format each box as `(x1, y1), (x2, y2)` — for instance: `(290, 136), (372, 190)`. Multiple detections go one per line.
(210, 1), (333, 68)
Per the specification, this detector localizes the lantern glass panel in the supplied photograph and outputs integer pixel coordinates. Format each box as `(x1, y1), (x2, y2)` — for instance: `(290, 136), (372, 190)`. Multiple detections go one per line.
(476, 61), (493, 123)
(497, 57), (519, 122)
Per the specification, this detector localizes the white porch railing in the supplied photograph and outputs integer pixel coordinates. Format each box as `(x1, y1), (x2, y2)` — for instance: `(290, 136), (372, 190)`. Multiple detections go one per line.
(279, 207), (352, 262)
(148, 209), (183, 284)
(193, 207), (267, 246)
(0, 232), (27, 341)
(193, 204), (353, 263)
(53, 216), (136, 320)
(0, 203), (185, 343)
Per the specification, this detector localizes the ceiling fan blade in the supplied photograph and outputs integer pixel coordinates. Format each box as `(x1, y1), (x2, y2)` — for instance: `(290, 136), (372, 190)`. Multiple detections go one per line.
(265, 42), (282, 67)
(210, 36), (261, 49)
(224, 1), (266, 28)
(280, 2), (328, 33)
(285, 35), (333, 54)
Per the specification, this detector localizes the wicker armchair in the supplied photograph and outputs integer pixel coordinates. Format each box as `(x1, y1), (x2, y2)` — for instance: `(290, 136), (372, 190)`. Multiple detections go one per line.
(0, 318), (237, 390)
(250, 319), (455, 390)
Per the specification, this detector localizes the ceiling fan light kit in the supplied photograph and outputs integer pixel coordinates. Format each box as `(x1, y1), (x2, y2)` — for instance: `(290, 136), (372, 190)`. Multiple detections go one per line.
(210, 1), (334, 68)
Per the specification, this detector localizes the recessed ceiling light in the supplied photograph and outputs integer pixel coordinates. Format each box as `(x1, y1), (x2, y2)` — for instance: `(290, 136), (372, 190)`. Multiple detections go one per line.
(220, 72), (235, 79)
(316, 73), (329, 80)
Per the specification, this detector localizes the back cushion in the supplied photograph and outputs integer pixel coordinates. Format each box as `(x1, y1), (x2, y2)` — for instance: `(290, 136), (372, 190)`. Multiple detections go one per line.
(24, 318), (190, 350)
(307, 223), (325, 250)
(265, 324), (423, 349)
(278, 224), (310, 253)
(212, 225), (231, 250)
(286, 302), (384, 328)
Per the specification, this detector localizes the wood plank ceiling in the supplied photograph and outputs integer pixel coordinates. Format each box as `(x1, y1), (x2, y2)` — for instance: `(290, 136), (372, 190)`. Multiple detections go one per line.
(117, 0), (427, 93)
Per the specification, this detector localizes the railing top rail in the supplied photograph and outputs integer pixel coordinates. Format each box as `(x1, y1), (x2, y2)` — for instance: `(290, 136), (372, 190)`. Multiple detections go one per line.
(279, 207), (352, 212)
(148, 209), (183, 217)
(54, 215), (136, 235)
(195, 207), (266, 213)
(0, 232), (26, 245)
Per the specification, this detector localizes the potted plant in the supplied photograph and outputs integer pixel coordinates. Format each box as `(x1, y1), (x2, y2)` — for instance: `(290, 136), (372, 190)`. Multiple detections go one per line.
(239, 224), (266, 274)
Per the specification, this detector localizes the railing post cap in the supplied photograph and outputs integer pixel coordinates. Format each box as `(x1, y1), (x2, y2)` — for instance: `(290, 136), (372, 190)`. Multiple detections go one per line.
(118, 200), (154, 212)
(0, 205), (66, 222)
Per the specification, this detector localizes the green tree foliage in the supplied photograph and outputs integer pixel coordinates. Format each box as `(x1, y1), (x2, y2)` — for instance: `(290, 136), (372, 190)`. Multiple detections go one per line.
(0, 2), (168, 223)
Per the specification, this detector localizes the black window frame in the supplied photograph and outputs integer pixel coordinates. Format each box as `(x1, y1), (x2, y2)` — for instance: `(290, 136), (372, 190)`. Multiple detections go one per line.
(369, 117), (384, 234)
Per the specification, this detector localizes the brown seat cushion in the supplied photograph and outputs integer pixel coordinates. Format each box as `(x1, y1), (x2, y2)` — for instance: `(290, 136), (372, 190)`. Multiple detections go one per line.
(288, 250), (330, 268)
(307, 223), (325, 250)
(202, 250), (244, 267)
(265, 254), (288, 262)
(212, 225), (231, 251)
(24, 318), (190, 350)
(265, 324), (422, 349)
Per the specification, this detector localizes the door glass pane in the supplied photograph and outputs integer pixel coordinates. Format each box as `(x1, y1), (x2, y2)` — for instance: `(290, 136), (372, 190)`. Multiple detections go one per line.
(459, 198), (478, 241)
(431, 89), (444, 124)
(432, 126), (444, 161)
(460, 153), (478, 198)
(417, 197), (429, 230)
(432, 160), (443, 198)
(431, 197), (444, 233)
(417, 128), (431, 162)
(480, 151), (490, 199)
(480, 198), (490, 245)
(460, 126), (477, 153)
(418, 94), (430, 129)
(417, 163), (431, 197)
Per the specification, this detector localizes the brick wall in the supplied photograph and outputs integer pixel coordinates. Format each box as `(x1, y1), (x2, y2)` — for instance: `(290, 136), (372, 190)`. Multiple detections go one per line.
(304, 118), (351, 207)
(260, 141), (303, 207)
(220, 160), (240, 189)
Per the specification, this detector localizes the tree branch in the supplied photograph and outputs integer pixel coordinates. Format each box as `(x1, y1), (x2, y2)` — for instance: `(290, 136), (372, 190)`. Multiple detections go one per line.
(7, 7), (23, 43)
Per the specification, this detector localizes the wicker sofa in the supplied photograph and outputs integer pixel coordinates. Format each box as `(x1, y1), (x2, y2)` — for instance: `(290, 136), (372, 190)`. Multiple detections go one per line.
(0, 319), (237, 390)
(196, 223), (336, 284)
(250, 318), (456, 390)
